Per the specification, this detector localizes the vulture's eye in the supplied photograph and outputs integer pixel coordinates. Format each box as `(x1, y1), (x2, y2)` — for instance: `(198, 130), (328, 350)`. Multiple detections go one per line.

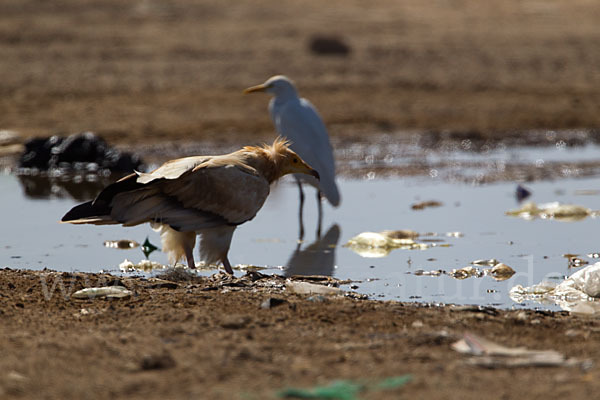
(293, 158), (298, 163)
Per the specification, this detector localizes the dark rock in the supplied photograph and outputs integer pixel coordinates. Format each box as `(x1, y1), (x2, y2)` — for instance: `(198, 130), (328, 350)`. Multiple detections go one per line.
(516, 184), (532, 202)
(309, 35), (351, 56)
(260, 297), (287, 309)
(220, 315), (251, 329)
(140, 352), (176, 370)
(19, 132), (143, 172)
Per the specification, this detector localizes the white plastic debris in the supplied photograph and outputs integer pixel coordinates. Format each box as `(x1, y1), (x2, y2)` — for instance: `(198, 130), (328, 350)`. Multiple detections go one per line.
(450, 266), (480, 280)
(119, 259), (165, 272)
(506, 201), (595, 221)
(556, 262), (600, 298)
(510, 262), (600, 314)
(71, 286), (133, 299)
(104, 239), (140, 249)
(344, 231), (430, 258)
(285, 281), (342, 295)
(489, 263), (516, 281)
(451, 333), (579, 368)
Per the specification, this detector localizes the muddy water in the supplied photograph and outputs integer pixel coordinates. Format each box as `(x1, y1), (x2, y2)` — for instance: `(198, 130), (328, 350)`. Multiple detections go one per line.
(3, 170), (600, 310)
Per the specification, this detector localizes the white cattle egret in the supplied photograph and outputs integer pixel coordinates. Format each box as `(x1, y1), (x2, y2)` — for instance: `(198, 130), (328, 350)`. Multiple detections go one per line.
(61, 138), (319, 274)
(244, 75), (340, 239)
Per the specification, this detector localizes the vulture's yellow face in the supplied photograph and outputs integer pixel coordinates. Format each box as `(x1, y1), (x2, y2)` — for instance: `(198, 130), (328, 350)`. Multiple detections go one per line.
(280, 149), (320, 180)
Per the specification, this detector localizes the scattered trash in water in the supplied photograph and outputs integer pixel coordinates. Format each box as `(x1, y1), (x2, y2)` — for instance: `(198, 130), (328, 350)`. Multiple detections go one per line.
(515, 184), (532, 202)
(510, 262), (600, 314)
(413, 269), (444, 277)
(71, 286), (132, 299)
(103, 239), (140, 249)
(119, 259), (165, 272)
(574, 189), (600, 196)
(380, 229), (419, 239)
(446, 231), (464, 238)
(472, 259), (498, 266)
(413, 262), (515, 281)
(278, 374), (411, 399)
(567, 256), (589, 268)
(450, 266), (482, 280)
(506, 201), (598, 221)
(344, 230), (455, 258)
(141, 237), (158, 258)
(490, 263), (516, 280)
(451, 332), (582, 368)
(411, 200), (443, 210)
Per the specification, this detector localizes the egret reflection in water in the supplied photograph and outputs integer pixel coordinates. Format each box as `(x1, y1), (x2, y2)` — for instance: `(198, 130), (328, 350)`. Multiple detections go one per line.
(284, 224), (341, 277)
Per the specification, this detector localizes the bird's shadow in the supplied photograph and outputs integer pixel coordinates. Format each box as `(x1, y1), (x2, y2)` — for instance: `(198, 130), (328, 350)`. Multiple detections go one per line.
(284, 224), (341, 277)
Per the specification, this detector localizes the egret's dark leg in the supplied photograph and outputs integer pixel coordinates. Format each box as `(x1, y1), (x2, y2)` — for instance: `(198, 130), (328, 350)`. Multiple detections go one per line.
(296, 177), (305, 241)
(316, 190), (323, 239)
(184, 245), (196, 269)
(223, 257), (234, 275)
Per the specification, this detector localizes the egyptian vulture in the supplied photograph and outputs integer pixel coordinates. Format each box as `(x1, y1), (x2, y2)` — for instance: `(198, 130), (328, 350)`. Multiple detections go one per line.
(61, 138), (319, 274)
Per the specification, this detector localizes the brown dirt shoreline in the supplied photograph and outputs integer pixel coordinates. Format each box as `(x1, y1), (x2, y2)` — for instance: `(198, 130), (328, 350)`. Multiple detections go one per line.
(2, 0), (600, 146)
(1, 268), (600, 399)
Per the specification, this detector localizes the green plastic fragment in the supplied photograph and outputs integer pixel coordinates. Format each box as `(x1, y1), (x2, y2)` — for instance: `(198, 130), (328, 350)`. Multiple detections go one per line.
(278, 375), (412, 399)
(373, 374), (412, 390)
(279, 380), (362, 400)
(141, 236), (158, 258)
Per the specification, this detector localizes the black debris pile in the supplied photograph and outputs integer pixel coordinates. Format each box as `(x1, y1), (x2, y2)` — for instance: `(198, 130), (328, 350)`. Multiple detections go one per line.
(19, 131), (143, 172)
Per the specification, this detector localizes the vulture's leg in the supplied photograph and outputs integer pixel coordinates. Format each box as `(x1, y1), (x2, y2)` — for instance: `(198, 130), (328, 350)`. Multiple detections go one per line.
(316, 190), (323, 239)
(223, 257), (234, 275)
(185, 245), (196, 269)
(296, 177), (305, 241)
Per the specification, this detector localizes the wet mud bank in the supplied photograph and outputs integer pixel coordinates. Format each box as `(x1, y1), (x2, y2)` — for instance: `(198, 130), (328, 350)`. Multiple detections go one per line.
(1, 268), (600, 399)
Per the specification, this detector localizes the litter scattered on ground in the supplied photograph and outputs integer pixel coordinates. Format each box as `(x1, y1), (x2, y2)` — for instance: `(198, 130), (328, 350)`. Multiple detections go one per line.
(285, 281), (342, 295)
(71, 286), (133, 300)
(344, 230), (458, 258)
(260, 297), (287, 309)
(413, 262), (515, 281)
(451, 333), (584, 368)
(278, 374), (411, 399)
(103, 239), (140, 249)
(506, 201), (599, 221)
(411, 200), (443, 210)
(510, 262), (600, 314)
(119, 259), (165, 272)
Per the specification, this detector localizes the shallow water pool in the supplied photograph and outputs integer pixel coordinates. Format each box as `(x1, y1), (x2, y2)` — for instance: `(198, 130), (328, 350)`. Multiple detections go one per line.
(3, 168), (600, 310)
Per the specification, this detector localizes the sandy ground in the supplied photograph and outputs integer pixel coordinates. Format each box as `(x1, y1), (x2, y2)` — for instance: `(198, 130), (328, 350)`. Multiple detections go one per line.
(2, 268), (600, 400)
(2, 0), (600, 146)
(3, 1), (600, 399)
